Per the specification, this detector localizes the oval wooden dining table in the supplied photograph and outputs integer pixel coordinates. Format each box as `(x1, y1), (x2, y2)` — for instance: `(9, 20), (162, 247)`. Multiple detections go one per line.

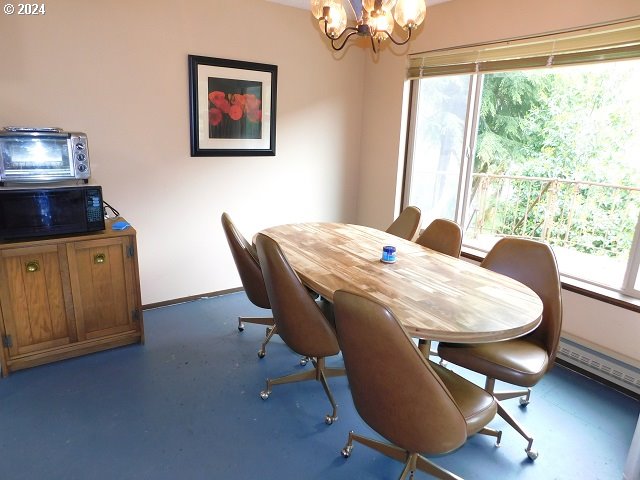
(259, 222), (543, 344)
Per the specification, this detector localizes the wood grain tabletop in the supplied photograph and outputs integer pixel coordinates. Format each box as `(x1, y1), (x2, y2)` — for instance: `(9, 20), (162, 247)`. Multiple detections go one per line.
(259, 222), (543, 343)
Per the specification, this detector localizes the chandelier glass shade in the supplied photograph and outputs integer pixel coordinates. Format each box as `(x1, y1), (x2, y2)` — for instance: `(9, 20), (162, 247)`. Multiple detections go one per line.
(311, 0), (427, 52)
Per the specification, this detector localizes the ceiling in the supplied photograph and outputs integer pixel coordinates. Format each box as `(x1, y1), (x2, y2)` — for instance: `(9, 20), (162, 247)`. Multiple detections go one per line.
(267, 0), (451, 10)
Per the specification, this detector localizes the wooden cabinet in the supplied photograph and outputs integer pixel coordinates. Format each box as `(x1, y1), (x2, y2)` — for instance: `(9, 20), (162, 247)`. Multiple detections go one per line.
(0, 219), (144, 376)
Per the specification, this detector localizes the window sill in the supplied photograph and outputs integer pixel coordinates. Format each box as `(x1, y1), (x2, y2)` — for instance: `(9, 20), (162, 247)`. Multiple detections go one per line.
(460, 248), (640, 314)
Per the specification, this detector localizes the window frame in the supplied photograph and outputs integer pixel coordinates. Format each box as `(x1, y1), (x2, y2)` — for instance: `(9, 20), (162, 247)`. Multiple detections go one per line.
(403, 18), (640, 308)
(403, 66), (640, 307)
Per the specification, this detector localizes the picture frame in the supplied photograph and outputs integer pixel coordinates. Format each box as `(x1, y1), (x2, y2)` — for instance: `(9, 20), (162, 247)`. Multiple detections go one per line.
(188, 55), (277, 156)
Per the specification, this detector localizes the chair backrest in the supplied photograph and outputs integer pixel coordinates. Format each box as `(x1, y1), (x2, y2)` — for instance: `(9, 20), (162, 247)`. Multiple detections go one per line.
(415, 218), (463, 258)
(385, 206), (421, 240)
(333, 290), (468, 455)
(255, 233), (339, 358)
(481, 237), (563, 366)
(221, 213), (270, 309)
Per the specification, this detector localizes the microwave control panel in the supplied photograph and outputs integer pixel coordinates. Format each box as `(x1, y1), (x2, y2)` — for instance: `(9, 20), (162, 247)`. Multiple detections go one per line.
(85, 188), (104, 223)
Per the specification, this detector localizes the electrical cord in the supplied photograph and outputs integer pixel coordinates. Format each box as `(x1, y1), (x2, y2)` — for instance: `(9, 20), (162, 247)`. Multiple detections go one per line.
(103, 200), (120, 219)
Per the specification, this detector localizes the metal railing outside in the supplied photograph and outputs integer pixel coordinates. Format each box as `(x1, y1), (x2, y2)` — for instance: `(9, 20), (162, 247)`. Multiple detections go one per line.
(465, 173), (640, 260)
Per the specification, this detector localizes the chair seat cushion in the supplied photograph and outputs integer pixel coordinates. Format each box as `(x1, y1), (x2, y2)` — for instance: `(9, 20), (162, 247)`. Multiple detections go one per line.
(437, 339), (549, 388)
(431, 362), (497, 436)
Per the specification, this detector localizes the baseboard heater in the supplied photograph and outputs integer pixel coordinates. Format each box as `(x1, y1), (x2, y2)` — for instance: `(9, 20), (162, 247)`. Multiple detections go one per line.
(557, 337), (640, 396)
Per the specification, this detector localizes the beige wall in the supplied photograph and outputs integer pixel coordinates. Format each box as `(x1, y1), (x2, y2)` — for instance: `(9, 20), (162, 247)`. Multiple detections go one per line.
(356, 0), (640, 362)
(0, 0), (365, 304)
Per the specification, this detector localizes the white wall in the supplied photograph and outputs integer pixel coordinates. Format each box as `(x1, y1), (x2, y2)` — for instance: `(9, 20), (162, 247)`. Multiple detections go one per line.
(0, 0), (365, 304)
(356, 0), (640, 362)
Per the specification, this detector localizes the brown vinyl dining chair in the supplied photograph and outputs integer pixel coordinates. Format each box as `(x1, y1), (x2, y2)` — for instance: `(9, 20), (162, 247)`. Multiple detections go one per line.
(386, 206), (421, 240)
(333, 290), (501, 480)
(255, 233), (345, 425)
(221, 213), (276, 358)
(415, 218), (463, 258)
(437, 237), (562, 460)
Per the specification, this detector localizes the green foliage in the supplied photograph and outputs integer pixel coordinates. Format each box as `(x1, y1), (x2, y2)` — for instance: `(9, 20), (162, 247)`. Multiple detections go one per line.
(473, 62), (640, 258)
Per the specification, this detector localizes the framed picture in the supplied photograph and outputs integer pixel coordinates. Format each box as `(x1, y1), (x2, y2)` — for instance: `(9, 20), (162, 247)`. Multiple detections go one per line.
(188, 55), (277, 156)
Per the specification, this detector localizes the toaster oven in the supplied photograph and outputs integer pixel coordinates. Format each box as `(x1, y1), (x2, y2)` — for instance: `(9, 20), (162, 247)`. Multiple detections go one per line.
(0, 127), (91, 184)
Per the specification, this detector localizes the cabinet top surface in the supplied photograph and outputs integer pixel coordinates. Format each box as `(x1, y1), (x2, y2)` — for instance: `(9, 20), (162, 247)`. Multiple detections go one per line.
(0, 218), (135, 249)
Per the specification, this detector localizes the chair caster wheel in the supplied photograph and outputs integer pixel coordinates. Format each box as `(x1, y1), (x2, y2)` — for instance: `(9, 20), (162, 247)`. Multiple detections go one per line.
(238, 324), (245, 332)
(325, 415), (336, 425)
(300, 357), (309, 366)
(341, 446), (352, 458)
(519, 397), (530, 406)
(260, 390), (270, 400)
(257, 350), (266, 359)
(526, 449), (539, 460)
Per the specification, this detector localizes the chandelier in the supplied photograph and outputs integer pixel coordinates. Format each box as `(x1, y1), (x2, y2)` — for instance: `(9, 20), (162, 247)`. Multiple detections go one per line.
(310, 0), (427, 53)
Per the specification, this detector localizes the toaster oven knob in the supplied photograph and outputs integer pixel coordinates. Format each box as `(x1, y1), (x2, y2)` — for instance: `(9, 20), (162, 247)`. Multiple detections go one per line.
(76, 153), (86, 162)
(76, 143), (86, 150)
(77, 163), (88, 173)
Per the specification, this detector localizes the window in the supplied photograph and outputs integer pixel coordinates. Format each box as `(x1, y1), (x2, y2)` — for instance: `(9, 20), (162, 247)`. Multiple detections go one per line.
(404, 19), (640, 299)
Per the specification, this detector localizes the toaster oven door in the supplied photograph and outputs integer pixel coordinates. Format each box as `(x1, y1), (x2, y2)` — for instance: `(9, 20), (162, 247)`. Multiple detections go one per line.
(0, 134), (74, 182)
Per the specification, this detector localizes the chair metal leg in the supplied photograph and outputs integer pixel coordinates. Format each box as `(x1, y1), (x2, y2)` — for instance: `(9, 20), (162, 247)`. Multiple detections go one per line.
(341, 431), (408, 462)
(496, 401), (538, 459)
(399, 453), (417, 480)
(260, 368), (317, 399)
(494, 387), (531, 404)
(485, 377), (538, 458)
(485, 377), (532, 404)
(418, 338), (431, 356)
(341, 431), (463, 480)
(415, 454), (464, 480)
(237, 316), (277, 358)
(258, 325), (278, 358)
(237, 315), (274, 331)
(418, 339), (447, 366)
(478, 426), (503, 447)
(317, 363), (339, 425)
(260, 356), (344, 425)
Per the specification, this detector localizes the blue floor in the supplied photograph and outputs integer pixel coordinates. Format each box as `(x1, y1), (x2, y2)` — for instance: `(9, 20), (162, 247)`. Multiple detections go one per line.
(1, 292), (638, 479)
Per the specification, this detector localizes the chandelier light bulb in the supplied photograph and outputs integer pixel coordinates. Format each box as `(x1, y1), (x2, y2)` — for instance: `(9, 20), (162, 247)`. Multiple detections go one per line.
(325, 2), (348, 38)
(310, 0), (334, 19)
(371, 9), (394, 40)
(394, 0), (426, 29)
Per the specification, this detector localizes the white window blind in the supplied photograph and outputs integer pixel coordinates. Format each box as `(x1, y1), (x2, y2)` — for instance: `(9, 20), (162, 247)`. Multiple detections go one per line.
(407, 17), (640, 79)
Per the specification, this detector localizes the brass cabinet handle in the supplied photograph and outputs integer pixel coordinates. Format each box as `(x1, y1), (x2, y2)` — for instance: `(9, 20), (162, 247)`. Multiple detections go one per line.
(94, 253), (106, 264)
(25, 260), (40, 273)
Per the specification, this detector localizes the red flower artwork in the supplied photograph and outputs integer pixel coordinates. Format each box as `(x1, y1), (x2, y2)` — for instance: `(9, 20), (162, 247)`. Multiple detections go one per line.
(229, 104), (243, 121)
(209, 108), (223, 126)
(206, 77), (263, 140)
(208, 91), (262, 125)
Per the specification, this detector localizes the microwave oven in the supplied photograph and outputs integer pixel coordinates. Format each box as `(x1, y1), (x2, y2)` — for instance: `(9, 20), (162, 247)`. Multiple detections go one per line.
(0, 185), (105, 241)
(0, 127), (91, 184)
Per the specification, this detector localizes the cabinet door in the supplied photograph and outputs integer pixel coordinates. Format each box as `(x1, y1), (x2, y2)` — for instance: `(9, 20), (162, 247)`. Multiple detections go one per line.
(0, 244), (76, 357)
(67, 236), (141, 340)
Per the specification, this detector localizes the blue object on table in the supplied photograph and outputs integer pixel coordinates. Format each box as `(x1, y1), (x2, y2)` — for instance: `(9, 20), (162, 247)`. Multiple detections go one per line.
(381, 245), (397, 263)
(111, 221), (130, 230)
